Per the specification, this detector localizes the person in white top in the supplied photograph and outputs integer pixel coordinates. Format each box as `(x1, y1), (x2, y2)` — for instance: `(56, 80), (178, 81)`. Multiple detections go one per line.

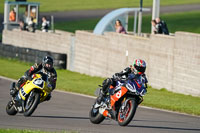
(41, 16), (50, 32)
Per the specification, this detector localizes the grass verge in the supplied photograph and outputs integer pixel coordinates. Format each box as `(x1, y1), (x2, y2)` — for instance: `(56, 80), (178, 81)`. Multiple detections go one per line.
(54, 11), (200, 34)
(0, 129), (76, 133)
(1, 0), (200, 13)
(0, 57), (200, 116)
(0, 33), (2, 42)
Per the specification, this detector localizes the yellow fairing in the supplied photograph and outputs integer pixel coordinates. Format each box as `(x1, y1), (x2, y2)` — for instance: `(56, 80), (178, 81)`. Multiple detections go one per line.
(19, 74), (51, 101)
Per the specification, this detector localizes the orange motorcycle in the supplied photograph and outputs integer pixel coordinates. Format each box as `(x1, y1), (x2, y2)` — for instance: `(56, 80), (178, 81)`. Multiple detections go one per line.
(89, 74), (147, 126)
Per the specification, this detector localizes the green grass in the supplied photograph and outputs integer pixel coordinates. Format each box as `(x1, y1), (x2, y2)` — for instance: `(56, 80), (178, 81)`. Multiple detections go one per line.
(56, 70), (103, 96)
(54, 19), (99, 33)
(0, 129), (76, 133)
(143, 88), (200, 115)
(0, 57), (200, 116)
(0, 57), (104, 96)
(54, 11), (200, 34)
(1, 0), (200, 14)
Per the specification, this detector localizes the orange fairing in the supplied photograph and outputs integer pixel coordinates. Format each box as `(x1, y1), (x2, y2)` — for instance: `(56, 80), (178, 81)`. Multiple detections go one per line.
(110, 86), (128, 107)
(103, 110), (109, 117)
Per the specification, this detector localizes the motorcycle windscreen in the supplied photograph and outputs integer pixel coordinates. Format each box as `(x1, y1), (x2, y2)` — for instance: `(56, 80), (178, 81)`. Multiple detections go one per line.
(126, 79), (146, 96)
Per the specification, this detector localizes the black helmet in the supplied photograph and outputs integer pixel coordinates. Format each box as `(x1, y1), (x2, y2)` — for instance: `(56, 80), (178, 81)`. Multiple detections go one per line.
(42, 56), (53, 70)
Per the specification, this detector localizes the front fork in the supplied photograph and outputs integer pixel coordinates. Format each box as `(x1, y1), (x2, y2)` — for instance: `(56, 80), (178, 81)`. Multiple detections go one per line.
(12, 90), (27, 113)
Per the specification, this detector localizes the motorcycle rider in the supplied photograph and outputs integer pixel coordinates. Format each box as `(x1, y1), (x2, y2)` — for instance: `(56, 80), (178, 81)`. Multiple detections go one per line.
(96, 59), (148, 104)
(10, 56), (57, 101)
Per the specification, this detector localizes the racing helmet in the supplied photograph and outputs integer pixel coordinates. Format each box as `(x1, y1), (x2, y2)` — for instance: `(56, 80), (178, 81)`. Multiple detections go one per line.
(133, 59), (146, 75)
(42, 56), (54, 70)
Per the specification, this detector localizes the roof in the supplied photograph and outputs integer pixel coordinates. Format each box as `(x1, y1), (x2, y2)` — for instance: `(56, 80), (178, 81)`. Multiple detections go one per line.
(5, 1), (40, 6)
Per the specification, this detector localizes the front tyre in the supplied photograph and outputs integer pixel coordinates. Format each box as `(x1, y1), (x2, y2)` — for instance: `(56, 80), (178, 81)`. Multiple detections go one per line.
(6, 100), (17, 115)
(24, 91), (40, 117)
(117, 98), (138, 126)
(89, 105), (105, 124)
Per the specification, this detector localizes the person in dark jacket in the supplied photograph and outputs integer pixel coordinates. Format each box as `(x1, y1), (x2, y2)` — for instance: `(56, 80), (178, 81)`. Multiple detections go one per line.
(156, 18), (169, 35)
(97, 59), (148, 104)
(11, 56), (57, 101)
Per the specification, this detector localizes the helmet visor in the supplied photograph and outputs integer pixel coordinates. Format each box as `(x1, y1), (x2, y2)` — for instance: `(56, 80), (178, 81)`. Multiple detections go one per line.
(45, 62), (53, 69)
(134, 65), (146, 73)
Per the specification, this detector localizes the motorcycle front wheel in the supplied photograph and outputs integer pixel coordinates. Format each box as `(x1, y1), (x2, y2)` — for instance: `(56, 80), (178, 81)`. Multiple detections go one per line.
(89, 100), (105, 124)
(6, 100), (17, 115)
(24, 91), (40, 117)
(117, 98), (138, 126)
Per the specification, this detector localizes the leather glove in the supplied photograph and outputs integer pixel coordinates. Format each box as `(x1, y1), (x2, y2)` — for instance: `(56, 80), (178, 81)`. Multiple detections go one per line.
(112, 73), (120, 81)
(24, 71), (32, 81)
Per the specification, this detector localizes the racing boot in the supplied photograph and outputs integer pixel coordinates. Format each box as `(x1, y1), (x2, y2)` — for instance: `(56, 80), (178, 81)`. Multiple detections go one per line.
(95, 78), (112, 106)
(10, 82), (18, 96)
(96, 91), (105, 105)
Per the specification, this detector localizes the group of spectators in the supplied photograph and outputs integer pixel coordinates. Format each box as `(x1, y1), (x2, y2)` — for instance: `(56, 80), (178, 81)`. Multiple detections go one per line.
(115, 18), (169, 35)
(19, 16), (49, 32)
(10, 7), (169, 35)
(9, 8), (50, 33)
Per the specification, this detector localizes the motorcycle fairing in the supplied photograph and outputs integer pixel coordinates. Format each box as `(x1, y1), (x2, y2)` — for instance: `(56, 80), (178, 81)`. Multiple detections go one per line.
(19, 77), (46, 100)
(110, 86), (128, 107)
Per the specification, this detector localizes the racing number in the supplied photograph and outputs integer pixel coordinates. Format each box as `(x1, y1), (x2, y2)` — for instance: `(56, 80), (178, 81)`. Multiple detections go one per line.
(33, 78), (43, 85)
(116, 90), (122, 99)
(33, 78), (44, 88)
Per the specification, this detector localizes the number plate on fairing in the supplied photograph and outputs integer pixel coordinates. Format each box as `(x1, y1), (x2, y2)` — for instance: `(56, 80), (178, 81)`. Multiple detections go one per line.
(33, 78), (44, 89)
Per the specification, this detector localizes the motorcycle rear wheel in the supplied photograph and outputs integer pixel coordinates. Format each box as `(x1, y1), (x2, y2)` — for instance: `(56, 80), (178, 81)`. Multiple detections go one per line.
(6, 100), (17, 115)
(117, 98), (138, 126)
(24, 91), (40, 117)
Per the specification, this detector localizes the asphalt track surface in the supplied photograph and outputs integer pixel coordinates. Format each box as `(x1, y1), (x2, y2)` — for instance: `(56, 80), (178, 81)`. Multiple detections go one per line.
(0, 77), (200, 133)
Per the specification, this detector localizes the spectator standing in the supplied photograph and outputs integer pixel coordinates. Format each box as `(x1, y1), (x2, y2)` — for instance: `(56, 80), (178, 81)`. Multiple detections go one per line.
(151, 19), (158, 34)
(156, 18), (169, 35)
(9, 9), (16, 22)
(115, 19), (127, 34)
(41, 16), (50, 32)
(27, 17), (36, 32)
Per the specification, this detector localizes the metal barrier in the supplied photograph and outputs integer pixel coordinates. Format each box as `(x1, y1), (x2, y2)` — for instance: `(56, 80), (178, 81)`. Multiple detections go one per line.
(0, 43), (67, 69)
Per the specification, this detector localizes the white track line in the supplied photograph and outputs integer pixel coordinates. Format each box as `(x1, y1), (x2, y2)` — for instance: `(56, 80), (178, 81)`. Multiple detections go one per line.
(1, 76), (199, 118)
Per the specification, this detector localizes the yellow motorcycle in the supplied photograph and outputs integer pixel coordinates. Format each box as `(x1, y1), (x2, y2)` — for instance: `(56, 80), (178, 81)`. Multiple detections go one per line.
(6, 72), (52, 117)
